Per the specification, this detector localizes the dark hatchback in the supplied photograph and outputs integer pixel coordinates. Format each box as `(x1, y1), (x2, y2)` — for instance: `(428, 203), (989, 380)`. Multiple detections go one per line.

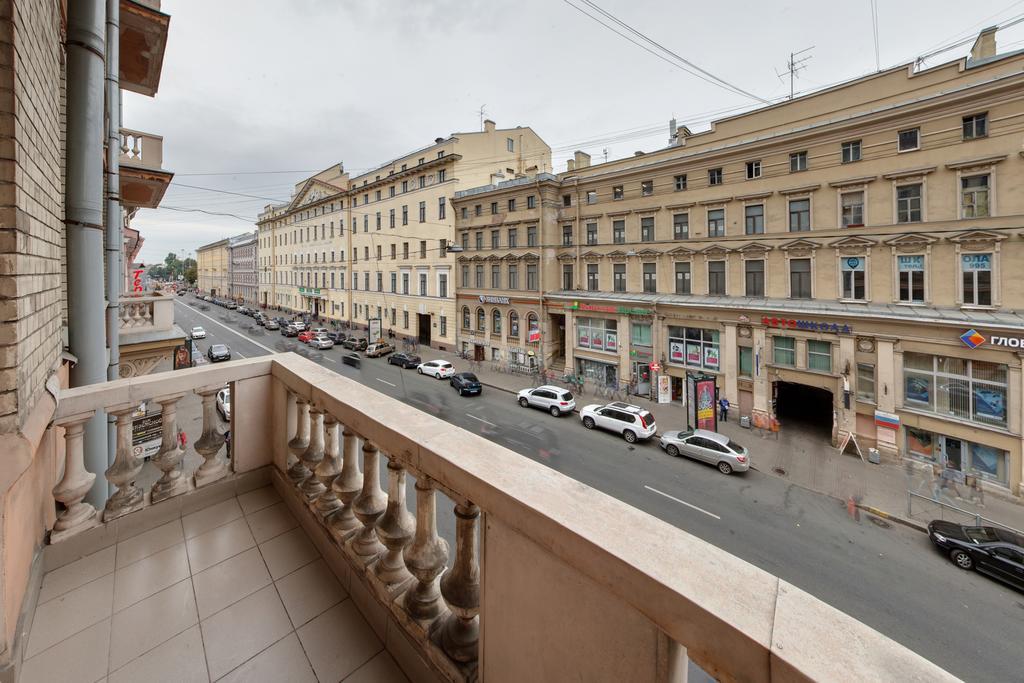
(928, 520), (1024, 590)
(207, 344), (231, 362)
(450, 372), (482, 396)
(387, 353), (421, 369)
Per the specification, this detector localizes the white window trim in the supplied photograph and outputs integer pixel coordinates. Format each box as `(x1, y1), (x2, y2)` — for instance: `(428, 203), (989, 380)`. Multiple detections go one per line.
(705, 256), (728, 296)
(890, 247), (931, 305)
(745, 160), (762, 180)
(836, 250), (871, 303)
(956, 167), (996, 220)
(891, 178), (927, 225)
(785, 253), (815, 299)
(897, 127), (920, 153)
(836, 185), (868, 229)
(955, 243), (1000, 308)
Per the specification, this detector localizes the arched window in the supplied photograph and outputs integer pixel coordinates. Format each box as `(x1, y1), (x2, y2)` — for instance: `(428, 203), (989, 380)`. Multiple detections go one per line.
(526, 312), (539, 342)
(492, 309), (502, 335)
(462, 306), (470, 329)
(477, 307), (486, 331)
(509, 311), (520, 338)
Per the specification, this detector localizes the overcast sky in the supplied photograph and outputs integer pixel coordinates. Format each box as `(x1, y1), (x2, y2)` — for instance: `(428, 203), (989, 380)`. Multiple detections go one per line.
(126, 0), (1024, 264)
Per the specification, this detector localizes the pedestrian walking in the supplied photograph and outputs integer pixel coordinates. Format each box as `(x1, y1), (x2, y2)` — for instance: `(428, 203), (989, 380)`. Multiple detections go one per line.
(719, 397), (730, 422)
(177, 428), (187, 450)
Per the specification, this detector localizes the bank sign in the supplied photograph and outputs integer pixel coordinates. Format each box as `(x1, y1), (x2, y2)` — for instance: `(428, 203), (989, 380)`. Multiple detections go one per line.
(961, 328), (1024, 349)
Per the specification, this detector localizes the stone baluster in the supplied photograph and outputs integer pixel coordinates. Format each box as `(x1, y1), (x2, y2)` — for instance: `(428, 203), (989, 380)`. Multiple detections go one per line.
(349, 440), (386, 560)
(193, 386), (228, 488)
(299, 407), (326, 502)
(373, 457), (415, 588)
(327, 426), (362, 539)
(287, 397), (311, 483)
(103, 405), (144, 522)
(150, 394), (188, 503)
(438, 502), (480, 663)
(51, 411), (99, 542)
(403, 478), (449, 621)
(313, 414), (341, 516)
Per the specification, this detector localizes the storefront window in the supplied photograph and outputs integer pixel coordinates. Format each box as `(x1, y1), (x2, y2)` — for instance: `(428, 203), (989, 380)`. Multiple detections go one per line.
(905, 428), (1008, 484)
(509, 311), (520, 338)
(667, 326), (719, 370)
(631, 323), (652, 347)
(905, 427), (936, 464)
(903, 352), (1007, 427)
(738, 346), (753, 377)
(491, 309), (502, 335)
(576, 358), (617, 387)
(578, 317), (617, 352)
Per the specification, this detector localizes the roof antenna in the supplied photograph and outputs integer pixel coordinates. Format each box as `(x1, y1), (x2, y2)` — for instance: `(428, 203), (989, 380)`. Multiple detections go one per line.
(478, 104), (487, 132)
(775, 46), (814, 99)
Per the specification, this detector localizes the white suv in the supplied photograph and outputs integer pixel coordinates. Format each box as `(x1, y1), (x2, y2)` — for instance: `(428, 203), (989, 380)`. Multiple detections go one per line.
(579, 402), (656, 443)
(417, 360), (454, 379)
(517, 385), (576, 417)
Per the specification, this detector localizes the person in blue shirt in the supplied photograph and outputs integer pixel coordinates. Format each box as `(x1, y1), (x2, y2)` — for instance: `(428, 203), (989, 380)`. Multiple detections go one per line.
(719, 397), (730, 422)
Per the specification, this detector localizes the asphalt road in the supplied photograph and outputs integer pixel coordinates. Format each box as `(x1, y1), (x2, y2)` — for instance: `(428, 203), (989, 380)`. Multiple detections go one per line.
(176, 298), (1023, 682)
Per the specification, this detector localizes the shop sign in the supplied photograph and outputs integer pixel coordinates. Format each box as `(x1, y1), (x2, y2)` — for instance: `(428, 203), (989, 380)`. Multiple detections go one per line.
(479, 295), (510, 305)
(132, 412), (162, 459)
(567, 301), (653, 316)
(960, 328), (1024, 350)
(874, 410), (900, 430)
(762, 316), (851, 334)
(630, 346), (654, 361)
(657, 375), (671, 403)
(528, 327), (541, 343)
(649, 361), (662, 372)
(298, 287), (322, 296)
(605, 333), (618, 351)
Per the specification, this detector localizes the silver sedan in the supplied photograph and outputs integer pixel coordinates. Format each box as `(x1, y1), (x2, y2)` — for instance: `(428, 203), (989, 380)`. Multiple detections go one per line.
(659, 428), (750, 475)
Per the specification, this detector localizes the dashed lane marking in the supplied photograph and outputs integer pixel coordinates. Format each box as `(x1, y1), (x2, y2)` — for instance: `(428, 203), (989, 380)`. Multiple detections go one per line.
(644, 485), (721, 520)
(376, 378), (396, 387)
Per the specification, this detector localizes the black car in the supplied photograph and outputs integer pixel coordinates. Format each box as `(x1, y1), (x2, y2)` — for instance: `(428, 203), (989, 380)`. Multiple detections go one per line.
(450, 372), (482, 396)
(387, 353), (421, 369)
(282, 325), (298, 337)
(207, 344), (231, 362)
(341, 352), (361, 368)
(928, 520), (1024, 590)
(326, 332), (346, 344)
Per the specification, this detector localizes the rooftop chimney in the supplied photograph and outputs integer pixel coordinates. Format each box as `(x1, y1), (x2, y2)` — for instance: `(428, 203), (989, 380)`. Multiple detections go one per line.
(567, 159), (575, 171)
(435, 137), (444, 144)
(970, 26), (998, 62)
(573, 150), (590, 169)
(483, 119), (496, 133)
(668, 118), (678, 147)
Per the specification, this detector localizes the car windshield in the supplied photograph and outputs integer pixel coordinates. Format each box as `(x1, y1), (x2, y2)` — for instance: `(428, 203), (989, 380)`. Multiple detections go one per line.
(192, 327), (203, 333)
(211, 345), (227, 353)
(965, 526), (1021, 545)
(463, 374), (478, 382)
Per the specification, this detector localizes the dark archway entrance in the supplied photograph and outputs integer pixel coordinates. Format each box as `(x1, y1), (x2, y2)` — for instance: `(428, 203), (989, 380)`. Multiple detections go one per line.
(774, 381), (834, 440)
(417, 313), (431, 347)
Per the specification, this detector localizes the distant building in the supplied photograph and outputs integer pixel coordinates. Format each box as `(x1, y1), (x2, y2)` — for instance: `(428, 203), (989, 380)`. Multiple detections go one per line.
(196, 237), (229, 296)
(228, 231), (258, 305)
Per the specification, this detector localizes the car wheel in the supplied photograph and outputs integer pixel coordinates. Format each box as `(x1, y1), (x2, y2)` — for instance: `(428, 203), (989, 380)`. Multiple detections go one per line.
(950, 549), (974, 570)
(623, 430), (637, 443)
(549, 405), (560, 417)
(717, 462), (733, 475)
(458, 388), (464, 396)
(666, 444), (680, 457)
(519, 397), (529, 408)
(418, 368), (423, 374)
(582, 416), (595, 429)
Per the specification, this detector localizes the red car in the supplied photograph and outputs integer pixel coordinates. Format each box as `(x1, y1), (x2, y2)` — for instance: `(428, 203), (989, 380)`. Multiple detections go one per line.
(297, 330), (316, 343)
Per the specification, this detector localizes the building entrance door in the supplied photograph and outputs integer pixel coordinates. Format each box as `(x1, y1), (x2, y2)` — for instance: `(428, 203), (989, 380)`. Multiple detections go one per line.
(632, 362), (651, 396)
(943, 437), (963, 471)
(417, 313), (431, 347)
(773, 381), (834, 440)
(473, 344), (485, 362)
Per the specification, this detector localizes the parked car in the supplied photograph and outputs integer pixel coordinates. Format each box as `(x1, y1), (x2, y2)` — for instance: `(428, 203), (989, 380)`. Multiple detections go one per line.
(450, 372), (482, 396)
(326, 332), (346, 344)
(236, 306), (249, 315)
(659, 429), (749, 475)
(216, 387), (231, 421)
(417, 360), (455, 379)
(264, 320), (279, 330)
(203, 296), (212, 302)
(297, 330), (316, 343)
(928, 520), (1024, 590)
(207, 344), (231, 362)
(387, 353), (421, 369)
(190, 351), (208, 367)
(309, 335), (334, 350)
(517, 385), (576, 417)
(310, 327), (329, 337)
(283, 325), (299, 337)
(365, 341), (394, 358)
(343, 338), (368, 351)
(579, 402), (656, 443)
(342, 352), (361, 368)
(290, 321), (307, 332)
(190, 326), (206, 339)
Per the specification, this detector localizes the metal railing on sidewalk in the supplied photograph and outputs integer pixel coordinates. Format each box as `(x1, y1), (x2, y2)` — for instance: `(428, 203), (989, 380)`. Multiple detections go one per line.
(907, 491), (1024, 536)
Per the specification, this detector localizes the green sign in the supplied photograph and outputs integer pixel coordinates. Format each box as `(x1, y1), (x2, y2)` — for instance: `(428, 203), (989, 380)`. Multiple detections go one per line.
(567, 301), (652, 316)
(298, 287), (322, 296)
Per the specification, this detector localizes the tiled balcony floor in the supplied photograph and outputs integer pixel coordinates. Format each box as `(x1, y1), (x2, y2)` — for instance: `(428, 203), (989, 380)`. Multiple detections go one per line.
(23, 486), (408, 683)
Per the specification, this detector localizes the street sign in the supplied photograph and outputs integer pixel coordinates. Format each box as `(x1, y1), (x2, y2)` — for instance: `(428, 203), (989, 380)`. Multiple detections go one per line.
(649, 362), (662, 372)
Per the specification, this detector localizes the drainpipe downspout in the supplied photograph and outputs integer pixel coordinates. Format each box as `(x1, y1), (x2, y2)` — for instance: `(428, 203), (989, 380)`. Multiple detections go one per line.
(104, 0), (121, 474)
(66, 0), (109, 506)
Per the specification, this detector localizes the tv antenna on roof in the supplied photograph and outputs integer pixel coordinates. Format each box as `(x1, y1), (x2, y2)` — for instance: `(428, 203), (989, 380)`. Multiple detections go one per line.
(478, 104), (487, 131)
(775, 46), (814, 99)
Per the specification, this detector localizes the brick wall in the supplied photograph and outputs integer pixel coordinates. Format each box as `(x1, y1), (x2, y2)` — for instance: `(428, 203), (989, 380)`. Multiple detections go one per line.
(0, 0), (66, 433)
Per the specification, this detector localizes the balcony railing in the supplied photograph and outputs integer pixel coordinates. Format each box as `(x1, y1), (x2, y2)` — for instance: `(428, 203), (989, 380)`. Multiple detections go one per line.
(50, 354), (957, 682)
(119, 128), (164, 170)
(119, 293), (175, 331)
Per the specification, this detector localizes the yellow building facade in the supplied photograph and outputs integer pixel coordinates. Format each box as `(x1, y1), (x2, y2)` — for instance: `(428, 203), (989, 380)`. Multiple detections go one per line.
(196, 237), (229, 296)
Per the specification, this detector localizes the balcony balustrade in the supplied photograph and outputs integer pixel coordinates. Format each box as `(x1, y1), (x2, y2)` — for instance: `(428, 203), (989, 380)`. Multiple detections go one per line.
(118, 128), (172, 209)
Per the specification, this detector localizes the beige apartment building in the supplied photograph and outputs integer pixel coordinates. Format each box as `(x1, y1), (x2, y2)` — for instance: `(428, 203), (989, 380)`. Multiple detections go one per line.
(257, 121), (551, 348)
(454, 30), (1024, 496)
(196, 237), (229, 296)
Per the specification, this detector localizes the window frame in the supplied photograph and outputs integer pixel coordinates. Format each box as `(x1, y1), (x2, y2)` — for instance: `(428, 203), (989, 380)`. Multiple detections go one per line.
(744, 258), (765, 297)
(674, 174), (687, 191)
(960, 251), (994, 307)
(839, 189), (865, 228)
(708, 168), (723, 186)
(707, 259), (726, 295)
(773, 335), (796, 366)
(587, 263), (600, 291)
(959, 171), (991, 219)
(894, 181), (924, 224)
(674, 261), (691, 294)
(806, 340), (832, 373)
(897, 127), (920, 153)
(745, 160), (762, 179)
(788, 257), (813, 299)
(839, 254), (868, 302)
(841, 140), (862, 164)
(642, 262), (657, 293)
(895, 252), (927, 304)
(744, 203), (764, 235)
(613, 263), (627, 292)
(707, 208), (726, 238)
(856, 363), (876, 403)
(673, 213), (689, 240)
(789, 151), (807, 172)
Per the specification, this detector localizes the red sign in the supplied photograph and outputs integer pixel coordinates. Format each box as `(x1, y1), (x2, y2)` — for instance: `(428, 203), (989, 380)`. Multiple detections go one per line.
(132, 269), (144, 293)
(649, 362), (661, 372)
(528, 328), (541, 343)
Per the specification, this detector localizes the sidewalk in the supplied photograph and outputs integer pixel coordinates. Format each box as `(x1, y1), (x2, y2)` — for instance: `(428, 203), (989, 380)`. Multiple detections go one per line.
(427, 347), (1024, 535)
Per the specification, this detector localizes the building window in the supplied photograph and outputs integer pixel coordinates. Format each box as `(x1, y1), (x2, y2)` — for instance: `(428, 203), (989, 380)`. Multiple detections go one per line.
(402, 181), (409, 193)
(587, 264), (599, 291)
(526, 264), (538, 290)
(508, 198), (516, 212)
(562, 264), (573, 290)
(708, 260), (726, 295)
(841, 256), (866, 300)
(562, 194), (572, 207)
(641, 216), (655, 242)
(668, 326), (719, 370)
(674, 262), (690, 294)
(672, 213), (689, 240)
(508, 228), (518, 247)
(905, 428), (1008, 484)
(857, 363), (875, 402)
(962, 113), (987, 140)
(773, 336), (795, 366)
(613, 185), (624, 200)
(492, 230), (500, 249)
(788, 198), (810, 231)
(391, 272), (397, 292)
(898, 128), (920, 152)
(491, 202), (499, 215)
(475, 232), (483, 250)
(440, 314), (447, 337)
(586, 222), (598, 245)
(491, 265), (500, 289)
(418, 201), (426, 223)
(744, 259), (764, 297)
(641, 180), (654, 196)
(897, 254), (925, 303)
(744, 204), (764, 234)
(403, 310), (409, 329)
(641, 263), (657, 293)
(962, 253), (992, 306)
(674, 174), (687, 191)
(563, 224), (573, 246)
(439, 197), (446, 220)
(613, 220), (625, 244)
(439, 273), (448, 297)
(614, 263), (626, 292)
(402, 272), (410, 294)
(841, 191), (864, 227)
(474, 204), (481, 216)
(376, 272), (383, 291)
(745, 160), (761, 179)
(586, 191), (597, 205)
(904, 352), (1007, 427)
(475, 265), (484, 288)
(507, 137), (515, 152)
(420, 240), (427, 258)
(961, 174), (989, 218)
(402, 205), (409, 225)
(492, 309), (501, 334)
(790, 151), (807, 172)
(789, 258), (812, 298)
(389, 208), (396, 228)
(477, 308), (486, 332)
(807, 340), (832, 373)
(419, 175), (426, 189)
(841, 140), (862, 163)
(896, 184), (922, 223)
(403, 242), (409, 259)
(527, 225), (537, 247)
(708, 168), (723, 186)
(577, 317), (617, 352)
(508, 266), (518, 289)
(509, 311), (520, 338)
(527, 195), (536, 209)
(707, 208), (725, 237)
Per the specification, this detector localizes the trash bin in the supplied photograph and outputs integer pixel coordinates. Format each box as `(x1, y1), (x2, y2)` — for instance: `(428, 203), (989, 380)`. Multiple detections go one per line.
(868, 447), (881, 464)
(739, 415), (751, 429)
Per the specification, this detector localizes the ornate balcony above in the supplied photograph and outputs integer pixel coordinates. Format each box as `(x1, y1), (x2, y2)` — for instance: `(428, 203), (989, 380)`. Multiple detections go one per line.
(119, 0), (170, 97)
(119, 128), (173, 209)
(118, 292), (186, 377)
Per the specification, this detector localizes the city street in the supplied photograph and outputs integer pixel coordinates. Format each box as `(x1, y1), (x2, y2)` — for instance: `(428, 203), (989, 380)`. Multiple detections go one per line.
(176, 298), (1021, 683)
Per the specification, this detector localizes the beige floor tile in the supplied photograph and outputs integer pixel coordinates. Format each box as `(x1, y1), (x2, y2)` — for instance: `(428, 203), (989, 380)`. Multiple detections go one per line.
(343, 650), (409, 683)
(109, 578), (197, 671)
(113, 543), (190, 612)
(116, 520), (184, 569)
(38, 545), (115, 604)
(192, 547), (270, 620)
(237, 485), (281, 515)
(199, 585), (292, 680)
(107, 624), (208, 683)
(245, 501), (298, 543)
(185, 517), (255, 574)
(296, 600), (382, 683)
(20, 618), (110, 683)
(26, 573), (114, 658)
(275, 558), (347, 628)
(258, 527), (318, 580)
(182, 498), (243, 540)
(218, 633), (316, 683)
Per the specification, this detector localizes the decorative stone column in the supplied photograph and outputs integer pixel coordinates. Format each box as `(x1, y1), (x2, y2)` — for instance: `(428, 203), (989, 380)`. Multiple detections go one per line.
(193, 386), (228, 488)
(438, 502), (480, 663)
(299, 407), (326, 502)
(372, 457), (415, 589)
(150, 393), (188, 503)
(327, 426), (363, 539)
(51, 411), (99, 543)
(349, 440), (386, 561)
(287, 397), (311, 484)
(403, 478), (449, 621)
(104, 404), (144, 522)
(313, 415), (342, 517)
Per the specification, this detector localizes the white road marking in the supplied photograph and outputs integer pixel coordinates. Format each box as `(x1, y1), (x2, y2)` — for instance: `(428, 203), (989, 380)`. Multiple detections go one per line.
(376, 378), (396, 387)
(465, 413), (496, 428)
(644, 485), (721, 520)
(174, 301), (277, 353)
(323, 357), (337, 363)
